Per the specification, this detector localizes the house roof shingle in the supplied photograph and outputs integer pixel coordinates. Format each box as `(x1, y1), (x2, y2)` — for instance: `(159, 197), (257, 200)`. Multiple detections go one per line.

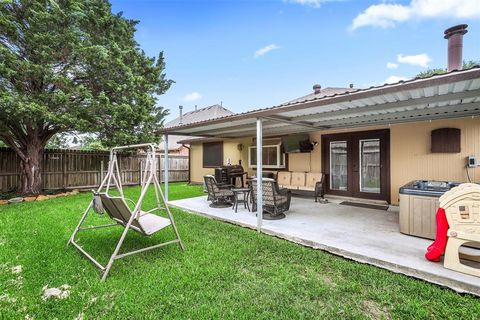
(162, 104), (234, 150)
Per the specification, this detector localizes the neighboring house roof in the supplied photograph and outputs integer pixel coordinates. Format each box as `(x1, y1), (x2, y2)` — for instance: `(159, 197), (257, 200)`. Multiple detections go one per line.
(161, 104), (234, 150)
(164, 104), (234, 129)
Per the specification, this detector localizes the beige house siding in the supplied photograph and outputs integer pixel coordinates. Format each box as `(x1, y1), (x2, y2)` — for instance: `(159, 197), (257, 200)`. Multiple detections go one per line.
(189, 138), (252, 183)
(189, 117), (480, 205)
(389, 117), (479, 204)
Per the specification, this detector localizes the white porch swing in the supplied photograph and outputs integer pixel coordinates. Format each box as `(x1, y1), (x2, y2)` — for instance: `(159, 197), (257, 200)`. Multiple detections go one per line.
(68, 143), (184, 281)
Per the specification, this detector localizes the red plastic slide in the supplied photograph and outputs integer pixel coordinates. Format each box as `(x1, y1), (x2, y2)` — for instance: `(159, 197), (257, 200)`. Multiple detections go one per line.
(425, 208), (449, 262)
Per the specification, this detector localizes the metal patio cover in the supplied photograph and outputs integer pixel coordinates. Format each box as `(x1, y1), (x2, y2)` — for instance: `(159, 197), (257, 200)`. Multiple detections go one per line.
(161, 67), (480, 138)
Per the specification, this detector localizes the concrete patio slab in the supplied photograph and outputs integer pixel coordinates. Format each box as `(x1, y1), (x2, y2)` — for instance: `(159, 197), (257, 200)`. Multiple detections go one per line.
(170, 195), (480, 296)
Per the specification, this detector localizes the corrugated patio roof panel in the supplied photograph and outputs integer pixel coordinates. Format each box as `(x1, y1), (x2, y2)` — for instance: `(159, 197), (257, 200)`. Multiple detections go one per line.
(161, 67), (480, 137)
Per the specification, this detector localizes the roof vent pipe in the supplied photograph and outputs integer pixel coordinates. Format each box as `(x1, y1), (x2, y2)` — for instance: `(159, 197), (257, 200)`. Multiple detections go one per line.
(313, 84), (321, 94)
(444, 24), (468, 72)
(179, 105), (183, 125)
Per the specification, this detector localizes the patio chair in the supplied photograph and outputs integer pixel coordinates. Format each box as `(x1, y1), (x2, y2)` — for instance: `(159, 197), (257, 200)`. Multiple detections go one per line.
(204, 175), (234, 208)
(250, 178), (291, 220)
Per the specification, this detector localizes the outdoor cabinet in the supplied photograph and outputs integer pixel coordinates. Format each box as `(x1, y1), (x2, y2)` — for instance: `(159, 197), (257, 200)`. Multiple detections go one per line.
(399, 193), (439, 239)
(431, 128), (461, 153)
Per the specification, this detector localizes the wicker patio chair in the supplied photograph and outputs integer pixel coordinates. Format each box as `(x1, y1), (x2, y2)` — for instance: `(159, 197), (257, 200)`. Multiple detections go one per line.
(204, 175), (234, 208)
(250, 178), (291, 219)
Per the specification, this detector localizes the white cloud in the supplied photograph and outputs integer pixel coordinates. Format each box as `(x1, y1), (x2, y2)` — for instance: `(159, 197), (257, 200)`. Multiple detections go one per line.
(351, 4), (411, 30)
(385, 75), (409, 84)
(183, 92), (202, 102)
(386, 62), (399, 69)
(397, 53), (431, 67)
(254, 44), (280, 58)
(351, 0), (480, 30)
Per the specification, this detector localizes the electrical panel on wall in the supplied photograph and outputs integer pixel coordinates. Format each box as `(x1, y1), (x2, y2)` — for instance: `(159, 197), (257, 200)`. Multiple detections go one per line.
(468, 155), (477, 168)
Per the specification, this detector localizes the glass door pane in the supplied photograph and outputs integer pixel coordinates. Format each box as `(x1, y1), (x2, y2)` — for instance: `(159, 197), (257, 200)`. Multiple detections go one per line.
(359, 139), (380, 194)
(330, 141), (348, 191)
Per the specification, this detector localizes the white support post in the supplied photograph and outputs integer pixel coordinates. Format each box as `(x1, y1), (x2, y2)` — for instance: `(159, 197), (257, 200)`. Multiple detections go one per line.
(164, 134), (169, 202)
(256, 118), (263, 232)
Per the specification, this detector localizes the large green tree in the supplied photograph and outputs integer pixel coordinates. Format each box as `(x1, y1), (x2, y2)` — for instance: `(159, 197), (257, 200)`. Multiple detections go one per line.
(0, 0), (172, 195)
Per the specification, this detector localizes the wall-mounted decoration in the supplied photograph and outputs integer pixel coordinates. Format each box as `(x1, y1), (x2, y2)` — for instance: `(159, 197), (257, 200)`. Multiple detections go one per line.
(431, 128), (461, 153)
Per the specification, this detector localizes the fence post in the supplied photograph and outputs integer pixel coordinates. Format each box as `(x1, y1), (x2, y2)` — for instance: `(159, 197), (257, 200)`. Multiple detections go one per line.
(139, 159), (143, 186)
(100, 160), (104, 185)
(62, 150), (67, 189)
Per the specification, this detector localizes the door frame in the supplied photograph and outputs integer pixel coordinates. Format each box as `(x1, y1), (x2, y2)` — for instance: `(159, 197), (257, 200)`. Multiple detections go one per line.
(322, 129), (390, 203)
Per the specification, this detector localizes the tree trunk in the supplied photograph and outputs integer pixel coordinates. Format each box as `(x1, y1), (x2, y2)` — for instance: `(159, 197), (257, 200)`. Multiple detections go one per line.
(18, 139), (44, 196)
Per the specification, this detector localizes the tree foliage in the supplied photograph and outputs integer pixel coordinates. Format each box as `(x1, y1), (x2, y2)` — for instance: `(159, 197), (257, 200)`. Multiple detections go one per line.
(415, 60), (480, 79)
(0, 0), (173, 194)
(79, 135), (107, 150)
(46, 133), (69, 149)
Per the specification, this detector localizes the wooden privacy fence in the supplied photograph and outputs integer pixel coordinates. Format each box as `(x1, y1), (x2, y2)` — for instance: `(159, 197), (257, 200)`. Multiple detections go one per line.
(0, 147), (189, 192)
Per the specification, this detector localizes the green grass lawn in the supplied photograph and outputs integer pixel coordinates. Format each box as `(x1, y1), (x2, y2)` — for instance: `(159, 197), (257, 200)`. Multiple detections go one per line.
(0, 182), (478, 319)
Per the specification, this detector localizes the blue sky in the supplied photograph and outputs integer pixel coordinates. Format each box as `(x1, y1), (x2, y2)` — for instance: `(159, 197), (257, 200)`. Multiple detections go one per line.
(110, 0), (480, 122)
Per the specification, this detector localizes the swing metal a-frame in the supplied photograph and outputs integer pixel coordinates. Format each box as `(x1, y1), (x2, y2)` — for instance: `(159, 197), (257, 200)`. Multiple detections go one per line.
(68, 143), (184, 281)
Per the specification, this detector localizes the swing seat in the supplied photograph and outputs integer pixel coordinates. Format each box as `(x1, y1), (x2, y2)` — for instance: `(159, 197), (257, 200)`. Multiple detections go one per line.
(99, 194), (171, 236)
(68, 143), (184, 281)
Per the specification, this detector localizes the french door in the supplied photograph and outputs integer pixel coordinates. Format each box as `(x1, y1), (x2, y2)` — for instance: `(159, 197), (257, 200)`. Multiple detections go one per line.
(322, 129), (390, 202)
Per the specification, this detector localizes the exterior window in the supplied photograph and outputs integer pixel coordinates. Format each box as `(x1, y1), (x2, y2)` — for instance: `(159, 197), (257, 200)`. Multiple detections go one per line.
(248, 142), (285, 169)
(330, 141), (348, 191)
(359, 139), (381, 194)
(203, 142), (223, 168)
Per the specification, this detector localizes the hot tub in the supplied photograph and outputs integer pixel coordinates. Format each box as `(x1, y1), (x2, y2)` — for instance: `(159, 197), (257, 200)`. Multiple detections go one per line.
(399, 180), (460, 239)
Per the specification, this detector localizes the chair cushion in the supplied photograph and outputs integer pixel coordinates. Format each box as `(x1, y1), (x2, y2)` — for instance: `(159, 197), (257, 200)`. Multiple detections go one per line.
(291, 172), (306, 187)
(277, 172), (291, 186)
(298, 186), (315, 191)
(218, 189), (234, 196)
(306, 172), (323, 189)
(275, 194), (289, 204)
(138, 213), (171, 236)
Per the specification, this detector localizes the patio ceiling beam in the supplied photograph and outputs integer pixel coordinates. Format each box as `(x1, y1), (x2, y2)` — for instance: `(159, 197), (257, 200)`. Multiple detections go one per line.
(188, 120), (280, 136)
(202, 121), (316, 136)
(181, 119), (255, 134)
(261, 115), (319, 129)
(205, 116), (322, 136)
(288, 89), (480, 125)
(313, 101), (480, 127)
(216, 125), (318, 138)
(210, 124), (307, 137)
(156, 130), (218, 137)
